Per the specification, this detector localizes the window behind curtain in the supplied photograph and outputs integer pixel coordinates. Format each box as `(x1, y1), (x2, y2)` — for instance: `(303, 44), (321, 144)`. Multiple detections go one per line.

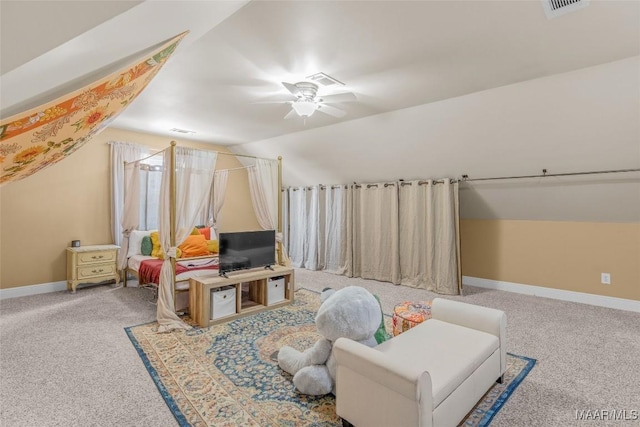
(139, 156), (163, 231)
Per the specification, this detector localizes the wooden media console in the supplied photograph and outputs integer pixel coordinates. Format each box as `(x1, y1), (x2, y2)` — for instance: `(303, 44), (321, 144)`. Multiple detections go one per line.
(189, 265), (295, 327)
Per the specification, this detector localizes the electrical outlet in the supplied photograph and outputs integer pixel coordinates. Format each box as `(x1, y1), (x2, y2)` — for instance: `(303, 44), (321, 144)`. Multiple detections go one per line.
(601, 273), (611, 285)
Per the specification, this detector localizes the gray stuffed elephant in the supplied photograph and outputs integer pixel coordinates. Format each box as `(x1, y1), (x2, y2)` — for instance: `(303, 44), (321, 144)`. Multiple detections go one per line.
(277, 286), (382, 395)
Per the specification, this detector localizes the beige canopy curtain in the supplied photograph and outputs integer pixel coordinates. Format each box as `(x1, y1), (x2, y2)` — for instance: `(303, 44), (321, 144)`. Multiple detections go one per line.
(156, 144), (217, 332)
(248, 158), (290, 265)
(118, 160), (142, 270)
(207, 169), (229, 239)
(110, 142), (148, 264)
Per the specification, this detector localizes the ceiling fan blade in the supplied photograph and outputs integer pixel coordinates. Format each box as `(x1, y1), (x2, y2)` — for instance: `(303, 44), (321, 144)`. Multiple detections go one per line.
(284, 108), (297, 120)
(282, 82), (301, 97)
(251, 100), (288, 104)
(319, 92), (357, 103)
(251, 94), (296, 105)
(317, 103), (347, 118)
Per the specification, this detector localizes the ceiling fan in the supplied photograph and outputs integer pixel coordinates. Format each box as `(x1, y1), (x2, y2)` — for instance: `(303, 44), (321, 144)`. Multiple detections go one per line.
(280, 81), (357, 119)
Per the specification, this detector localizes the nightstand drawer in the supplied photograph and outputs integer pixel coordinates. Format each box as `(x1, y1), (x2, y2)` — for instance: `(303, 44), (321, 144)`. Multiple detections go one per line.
(77, 250), (116, 265)
(77, 263), (117, 279)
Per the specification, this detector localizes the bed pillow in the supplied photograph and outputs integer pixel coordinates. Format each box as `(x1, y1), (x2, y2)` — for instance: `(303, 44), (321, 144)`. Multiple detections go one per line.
(127, 230), (152, 258)
(198, 227), (211, 240)
(141, 236), (153, 256)
(179, 234), (210, 258)
(206, 239), (219, 253)
(150, 231), (164, 259)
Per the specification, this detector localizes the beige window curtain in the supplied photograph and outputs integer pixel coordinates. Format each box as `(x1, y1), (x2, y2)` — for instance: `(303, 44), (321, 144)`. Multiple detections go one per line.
(287, 187), (306, 267)
(316, 187), (327, 271)
(284, 178), (460, 295)
(281, 189), (290, 254)
(352, 183), (401, 284)
(304, 186), (321, 270)
(156, 147), (217, 333)
(323, 185), (353, 276)
(399, 180), (461, 295)
(399, 181), (427, 288)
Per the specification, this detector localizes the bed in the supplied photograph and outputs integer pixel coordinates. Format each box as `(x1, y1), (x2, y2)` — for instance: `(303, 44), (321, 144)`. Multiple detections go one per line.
(123, 227), (220, 309)
(119, 141), (286, 332)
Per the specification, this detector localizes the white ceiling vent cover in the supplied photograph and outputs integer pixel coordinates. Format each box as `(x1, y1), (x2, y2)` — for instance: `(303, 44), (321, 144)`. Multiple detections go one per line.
(306, 72), (345, 87)
(542, 0), (590, 19)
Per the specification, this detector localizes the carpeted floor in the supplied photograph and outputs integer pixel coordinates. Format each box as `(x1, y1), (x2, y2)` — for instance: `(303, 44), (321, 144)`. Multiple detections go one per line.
(125, 288), (535, 427)
(1, 269), (639, 426)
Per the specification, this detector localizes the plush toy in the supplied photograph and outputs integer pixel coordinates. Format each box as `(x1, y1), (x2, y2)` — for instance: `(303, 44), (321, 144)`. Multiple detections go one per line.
(277, 286), (383, 395)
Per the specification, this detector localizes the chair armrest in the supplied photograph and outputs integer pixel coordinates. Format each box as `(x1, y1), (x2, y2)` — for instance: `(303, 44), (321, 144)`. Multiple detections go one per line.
(334, 337), (432, 401)
(431, 298), (507, 373)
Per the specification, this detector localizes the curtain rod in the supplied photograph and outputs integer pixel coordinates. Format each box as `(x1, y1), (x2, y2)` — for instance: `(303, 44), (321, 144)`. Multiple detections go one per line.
(219, 165), (251, 172)
(124, 143), (277, 164)
(123, 150), (163, 165)
(216, 151), (276, 161)
(461, 168), (640, 183)
(283, 179), (455, 191)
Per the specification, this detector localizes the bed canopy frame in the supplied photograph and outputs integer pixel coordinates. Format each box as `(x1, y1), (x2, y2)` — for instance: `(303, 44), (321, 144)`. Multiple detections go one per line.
(122, 141), (285, 332)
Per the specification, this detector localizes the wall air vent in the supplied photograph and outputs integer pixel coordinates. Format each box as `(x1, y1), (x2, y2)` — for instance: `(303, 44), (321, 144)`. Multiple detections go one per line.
(542, 0), (590, 19)
(306, 72), (345, 87)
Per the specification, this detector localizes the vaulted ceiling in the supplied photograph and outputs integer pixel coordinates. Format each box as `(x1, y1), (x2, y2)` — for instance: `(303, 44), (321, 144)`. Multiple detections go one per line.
(1, 0), (639, 146)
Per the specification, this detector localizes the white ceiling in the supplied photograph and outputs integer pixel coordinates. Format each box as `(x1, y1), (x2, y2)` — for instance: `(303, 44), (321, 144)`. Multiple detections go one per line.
(1, 0), (639, 146)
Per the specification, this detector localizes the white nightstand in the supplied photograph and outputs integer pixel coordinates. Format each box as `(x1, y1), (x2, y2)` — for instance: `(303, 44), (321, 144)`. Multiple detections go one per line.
(66, 244), (120, 293)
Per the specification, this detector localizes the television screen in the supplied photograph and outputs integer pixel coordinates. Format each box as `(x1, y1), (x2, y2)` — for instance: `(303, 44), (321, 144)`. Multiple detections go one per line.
(219, 230), (276, 275)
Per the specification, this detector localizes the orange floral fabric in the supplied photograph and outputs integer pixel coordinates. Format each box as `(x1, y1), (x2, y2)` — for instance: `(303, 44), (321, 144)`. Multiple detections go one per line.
(0, 32), (188, 185)
(392, 300), (432, 336)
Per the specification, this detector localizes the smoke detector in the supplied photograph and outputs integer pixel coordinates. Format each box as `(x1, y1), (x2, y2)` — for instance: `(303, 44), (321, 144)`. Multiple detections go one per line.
(542, 0), (590, 19)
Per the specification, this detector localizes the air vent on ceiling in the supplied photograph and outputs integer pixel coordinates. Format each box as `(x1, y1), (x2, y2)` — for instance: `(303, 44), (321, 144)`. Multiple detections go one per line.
(169, 128), (196, 134)
(306, 72), (344, 87)
(542, 0), (590, 19)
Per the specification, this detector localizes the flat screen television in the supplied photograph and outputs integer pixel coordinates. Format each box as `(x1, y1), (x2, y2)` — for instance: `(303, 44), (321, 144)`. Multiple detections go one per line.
(218, 230), (276, 276)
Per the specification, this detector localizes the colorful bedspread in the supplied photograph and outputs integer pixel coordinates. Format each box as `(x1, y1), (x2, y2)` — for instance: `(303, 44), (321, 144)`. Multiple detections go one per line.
(138, 258), (218, 285)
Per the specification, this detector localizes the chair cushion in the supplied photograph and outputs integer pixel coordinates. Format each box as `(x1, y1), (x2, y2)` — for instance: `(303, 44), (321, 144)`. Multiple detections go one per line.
(375, 319), (499, 408)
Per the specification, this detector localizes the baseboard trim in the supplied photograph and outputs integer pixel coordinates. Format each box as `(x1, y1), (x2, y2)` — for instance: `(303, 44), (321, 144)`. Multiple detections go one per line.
(0, 281), (68, 300)
(463, 276), (640, 313)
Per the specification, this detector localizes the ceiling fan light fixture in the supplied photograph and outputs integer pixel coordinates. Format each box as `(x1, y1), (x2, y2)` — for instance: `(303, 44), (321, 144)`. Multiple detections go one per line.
(291, 99), (318, 117)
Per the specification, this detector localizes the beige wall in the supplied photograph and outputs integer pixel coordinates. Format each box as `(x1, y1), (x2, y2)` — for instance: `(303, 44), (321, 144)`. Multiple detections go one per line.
(0, 127), (259, 289)
(460, 219), (640, 301)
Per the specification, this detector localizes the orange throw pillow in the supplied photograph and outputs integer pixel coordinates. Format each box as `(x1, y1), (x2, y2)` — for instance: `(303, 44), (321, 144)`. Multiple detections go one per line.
(178, 234), (209, 258)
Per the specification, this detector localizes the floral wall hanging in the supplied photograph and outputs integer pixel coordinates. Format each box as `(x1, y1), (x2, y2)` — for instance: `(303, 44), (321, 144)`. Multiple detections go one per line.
(0, 31), (188, 186)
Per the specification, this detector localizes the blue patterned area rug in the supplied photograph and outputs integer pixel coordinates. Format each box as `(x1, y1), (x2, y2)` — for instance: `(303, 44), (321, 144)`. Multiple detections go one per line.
(125, 289), (535, 427)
